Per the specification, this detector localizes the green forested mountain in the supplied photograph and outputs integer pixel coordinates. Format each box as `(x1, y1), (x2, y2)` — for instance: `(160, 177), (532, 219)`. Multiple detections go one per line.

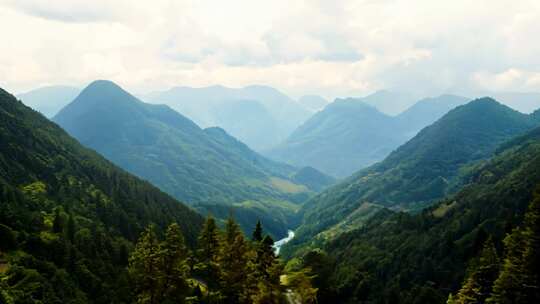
(289, 98), (539, 251)
(287, 124), (540, 303)
(53, 80), (331, 238)
(266, 94), (468, 177)
(17, 85), (80, 118)
(267, 98), (402, 177)
(0, 87), (204, 303)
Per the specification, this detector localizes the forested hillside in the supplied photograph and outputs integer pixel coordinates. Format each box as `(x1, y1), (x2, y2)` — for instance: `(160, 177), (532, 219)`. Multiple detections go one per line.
(267, 94), (468, 177)
(0, 88), (204, 303)
(53, 80), (332, 238)
(286, 124), (540, 303)
(290, 98), (539, 247)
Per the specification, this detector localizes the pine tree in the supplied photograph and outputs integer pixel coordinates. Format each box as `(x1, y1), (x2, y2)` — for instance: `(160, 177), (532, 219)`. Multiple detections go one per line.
(160, 223), (191, 303)
(195, 216), (222, 292)
(220, 217), (250, 303)
(129, 225), (161, 304)
(252, 220), (263, 242)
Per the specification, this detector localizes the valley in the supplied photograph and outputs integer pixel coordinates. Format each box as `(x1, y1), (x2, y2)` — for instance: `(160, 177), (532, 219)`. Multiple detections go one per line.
(3, 2), (540, 302)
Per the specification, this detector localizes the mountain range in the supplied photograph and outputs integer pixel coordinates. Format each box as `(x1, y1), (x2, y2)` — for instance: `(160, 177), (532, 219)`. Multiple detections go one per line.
(53, 80), (333, 238)
(287, 97), (540, 251)
(267, 94), (469, 177)
(146, 85), (312, 151)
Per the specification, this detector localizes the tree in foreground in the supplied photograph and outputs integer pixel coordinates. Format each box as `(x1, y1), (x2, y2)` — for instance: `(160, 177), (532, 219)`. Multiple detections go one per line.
(129, 217), (316, 303)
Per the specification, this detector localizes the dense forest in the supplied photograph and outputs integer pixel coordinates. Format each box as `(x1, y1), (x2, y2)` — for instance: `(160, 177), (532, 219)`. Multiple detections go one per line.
(3, 79), (540, 304)
(127, 217), (316, 304)
(0, 88), (203, 302)
(282, 123), (540, 303)
(289, 98), (540, 250)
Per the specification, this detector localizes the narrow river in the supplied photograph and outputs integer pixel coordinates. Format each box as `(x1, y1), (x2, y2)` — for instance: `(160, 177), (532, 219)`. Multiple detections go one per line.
(273, 230), (295, 255)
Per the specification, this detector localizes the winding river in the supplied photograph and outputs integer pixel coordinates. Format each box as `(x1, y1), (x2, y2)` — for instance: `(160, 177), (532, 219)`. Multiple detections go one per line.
(273, 230), (295, 255)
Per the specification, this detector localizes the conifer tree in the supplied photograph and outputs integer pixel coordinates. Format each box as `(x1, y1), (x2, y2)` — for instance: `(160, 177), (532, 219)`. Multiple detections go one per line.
(129, 225), (161, 304)
(160, 223), (191, 303)
(195, 216), (222, 292)
(252, 220), (263, 242)
(219, 217), (250, 303)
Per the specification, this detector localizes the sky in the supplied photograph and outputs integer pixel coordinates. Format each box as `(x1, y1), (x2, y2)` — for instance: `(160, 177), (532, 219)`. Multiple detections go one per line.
(1, 0), (540, 100)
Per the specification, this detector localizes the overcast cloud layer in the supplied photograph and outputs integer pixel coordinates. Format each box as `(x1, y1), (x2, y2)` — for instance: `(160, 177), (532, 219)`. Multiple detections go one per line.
(1, 0), (539, 99)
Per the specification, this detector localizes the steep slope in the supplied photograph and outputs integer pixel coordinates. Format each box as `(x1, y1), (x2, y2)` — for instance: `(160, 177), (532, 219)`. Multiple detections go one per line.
(292, 98), (539, 246)
(267, 95), (468, 177)
(54, 80), (329, 238)
(146, 84), (311, 150)
(17, 85), (80, 117)
(0, 87), (203, 303)
(295, 125), (540, 303)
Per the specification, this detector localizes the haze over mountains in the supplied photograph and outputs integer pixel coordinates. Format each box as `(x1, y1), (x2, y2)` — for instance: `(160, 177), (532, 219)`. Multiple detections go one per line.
(145, 85), (312, 151)
(53, 80), (333, 238)
(267, 94), (470, 177)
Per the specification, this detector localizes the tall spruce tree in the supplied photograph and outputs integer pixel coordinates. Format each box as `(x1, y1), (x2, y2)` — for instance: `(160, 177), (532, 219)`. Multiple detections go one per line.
(219, 217), (250, 303)
(160, 223), (191, 303)
(129, 225), (161, 304)
(195, 216), (222, 293)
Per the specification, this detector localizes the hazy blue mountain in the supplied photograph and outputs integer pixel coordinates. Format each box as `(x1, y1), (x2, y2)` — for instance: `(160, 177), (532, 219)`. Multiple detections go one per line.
(291, 98), (540, 246)
(298, 95), (329, 112)
(146, 85), (311, 150)
(361, 89), (418, 115)
(212, 99), (280, 151)
(267, 94), (469, 177)
(17, 85), (80, 117)
(53, 80), (331, 238)
(267, 98), (401, 177)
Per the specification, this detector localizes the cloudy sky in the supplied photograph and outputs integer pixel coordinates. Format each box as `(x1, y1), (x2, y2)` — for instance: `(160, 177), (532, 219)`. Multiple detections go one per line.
(1, 0), (539, 99)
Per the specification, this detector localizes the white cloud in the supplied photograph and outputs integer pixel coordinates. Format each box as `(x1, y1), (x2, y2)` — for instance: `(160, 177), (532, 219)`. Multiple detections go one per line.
(1, 0), (539, 100)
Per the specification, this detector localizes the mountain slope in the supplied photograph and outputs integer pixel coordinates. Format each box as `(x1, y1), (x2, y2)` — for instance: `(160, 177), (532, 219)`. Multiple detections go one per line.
(0, 87), (203, 303)
(267, 95), (468, 177)
(298, 95), (329, 112)
(146, 85), (311, 150)
(295, 124), (540, 303)
(54, 80), (329, 238)
(17, 85), (80, 117)
(291, 98), (539, 246)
